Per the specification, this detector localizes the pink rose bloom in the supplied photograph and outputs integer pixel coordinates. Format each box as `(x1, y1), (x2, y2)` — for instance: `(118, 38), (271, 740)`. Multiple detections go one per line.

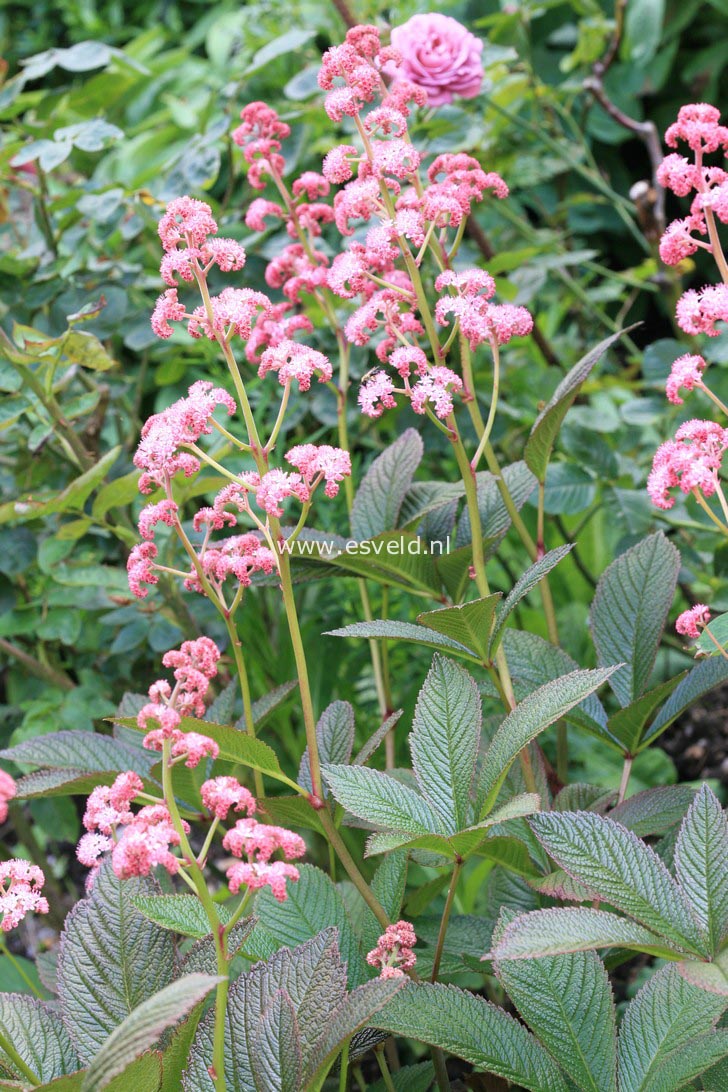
(390, 14), (483, 107)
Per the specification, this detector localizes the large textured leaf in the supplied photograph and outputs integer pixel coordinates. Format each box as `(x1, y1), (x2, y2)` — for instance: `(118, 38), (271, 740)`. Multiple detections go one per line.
(184, 929), (347, 1091)
(351, 429), (423, 541)
(306, 978), (404, 1085)
(674, 784), (728, 952)
(478, 668), (616, 816)
(416, 597), (500, 661)
(610, 785), (697, 837)
(82, 975), (219, 1091)
(495, 949), (617, 1092)
(530, 811), (708, 955)
(0, 732), (155, 777)
(617, 963), (728, 1092)
(496, 630), (611, 742)
(489, 546), (573, 654)
(325, 620), (479, 662)
(677, 951), (728, 995)
(456, 462), (537, 549)
(0, 995), (78, 1083)
(524, 329), (629, 481)
(38, 1054), (162, 1092)
(254, 865), (368, 987)
(299, 701), (355, 795)
(589, 532), (680, 707)
(645, 654), (728, 744)
(251, 990), (302, 1092)
(373, 981), (570, 1092)
(490, 907), (676, 960)
(322, 764), (443, 835)
(308, 531), (442, 596)
(130, 895), (231, 939)
(410, 655), (481, 832)
(637, 1031), (728, 1091)
(57, 863), (176, 1061)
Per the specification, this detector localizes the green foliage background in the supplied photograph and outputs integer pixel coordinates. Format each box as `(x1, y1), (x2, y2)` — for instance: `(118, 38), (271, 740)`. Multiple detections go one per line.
(1, 0), (727, 902)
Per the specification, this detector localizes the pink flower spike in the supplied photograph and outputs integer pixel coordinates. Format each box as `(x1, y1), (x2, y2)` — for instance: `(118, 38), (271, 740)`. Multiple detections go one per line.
(0, 860), (49, 932)
(676, 604), (711, 639)
(0, 771), (16, 825)
(366, 920), (417, 978)
(201, 777), (256, 820)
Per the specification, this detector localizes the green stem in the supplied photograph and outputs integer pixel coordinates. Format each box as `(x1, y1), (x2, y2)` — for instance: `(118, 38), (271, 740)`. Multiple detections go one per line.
(431, 863), (461, 982)
(0, 1024), (40, 1085)
(222, 612), (263, 798)
(318, 808), (389, 928)
(375, 1046), (397, 1092)
(617, 755), (633, 805)
(162, 741), (228, 1092)
(338, 1041), (350, 1092)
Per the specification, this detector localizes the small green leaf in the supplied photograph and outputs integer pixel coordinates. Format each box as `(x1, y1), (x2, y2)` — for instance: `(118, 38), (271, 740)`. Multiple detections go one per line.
(299, 701), (355, 795)
(490, 907), (676, 960)
(81, 975), (220, 1091)
(478, 668), (616, 816)
(322, 764), (443, 836)
(618, 963), (728, 1092)
(351, 429), (423, 541)
(495, 950), (617, 1092)
(606, 674), (685, 754)
(489, 546), (573, 655)
(416, 597), (499, 662)
(531, 811), (709, 955)
(590, 532), (680, 708)
(674, 785), (728, 953)
(373, 981), (571, 1092)
(410, 655), (481, 832)
(130, 895), (230, 939)
(326, 620), (479, 662)
(525, 329), (630, 481)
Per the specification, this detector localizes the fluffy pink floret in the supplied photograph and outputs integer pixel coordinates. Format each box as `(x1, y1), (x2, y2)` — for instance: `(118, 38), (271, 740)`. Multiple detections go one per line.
(77, 832), (112, 867)
(112, 807), (181, 879)
(410, 366), (463, 419)
(0, 771), (16, 825)
(647, 419), (728, 509)
(138, 499), (178, 541)
(676, 604), (711, 639)
(0, 860), (49, 932)
(666, 354), (707, 405)
(366, 920), (417, 977)
(158, 196), (218, 251)
(656, 153), (701, 197)
(242, 468), (310, 517)
(322, 145), (359, 185)
(127, 541), (159, 599)
(171, 731), (219, 768)
(201, 777), (256, 820)
(83, 772), (143, 834)
(151, 288), (187, 339)
(258, 339), (333, 390)
(285, 444), (352, 498)
(358, 372), (397, 418)
(226, 860), (300, 901)
(222, 818), (306, 862)
(676, 284), (728, 337)
(665, 103), (728, 154)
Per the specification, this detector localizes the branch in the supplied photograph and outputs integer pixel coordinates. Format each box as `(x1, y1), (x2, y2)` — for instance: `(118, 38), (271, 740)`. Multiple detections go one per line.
(0, 639), (75, 691)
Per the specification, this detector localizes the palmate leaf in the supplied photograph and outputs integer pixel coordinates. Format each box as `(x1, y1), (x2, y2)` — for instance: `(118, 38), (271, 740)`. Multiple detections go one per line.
(409, 655), (481, 833)
(373, 981), (570, 1092)
(674, 784), (728, 952)
(617, 963), (728, 1092)
(489, 907), (678, 961)
(57, 863), (176, 1061)
(495, 949), (617, 1092)
(81, 975), (220, 1092)
(322, 764), (443, 835)
(589, 532), (680, 708)
(477, 668), (616, 816)
(530, 811), (709, 955)
(0, 995), (79, 1083)
(351, 428), (423, 541)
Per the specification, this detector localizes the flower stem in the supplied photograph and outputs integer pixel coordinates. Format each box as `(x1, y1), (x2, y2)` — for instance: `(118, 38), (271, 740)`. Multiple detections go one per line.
(431, 862), (461, 983)
(617, 755), (633, 805)
(222, 612), (263, 798)
(318, 808), (389, 928)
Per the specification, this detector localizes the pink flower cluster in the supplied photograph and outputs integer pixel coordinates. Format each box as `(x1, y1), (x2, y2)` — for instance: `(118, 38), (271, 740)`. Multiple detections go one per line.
(666, 354), (707, 405)
(223, 818), (305, 901)
(390, 14), (483, 107)
(0, 770), (16, 824)
(0, 860), (49, 933)
(136, 638), (221, 760)
(366, 920), (417, 979)
(648, 420), (728, 509)
(676, 604), (711, 639)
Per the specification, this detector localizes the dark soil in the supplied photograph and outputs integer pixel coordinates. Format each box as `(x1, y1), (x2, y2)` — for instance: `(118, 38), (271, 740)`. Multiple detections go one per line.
(661, 681), (728, 786)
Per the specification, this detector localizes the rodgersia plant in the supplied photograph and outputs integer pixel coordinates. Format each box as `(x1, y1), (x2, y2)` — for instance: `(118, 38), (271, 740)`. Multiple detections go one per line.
(2, 22), (728, 1092)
